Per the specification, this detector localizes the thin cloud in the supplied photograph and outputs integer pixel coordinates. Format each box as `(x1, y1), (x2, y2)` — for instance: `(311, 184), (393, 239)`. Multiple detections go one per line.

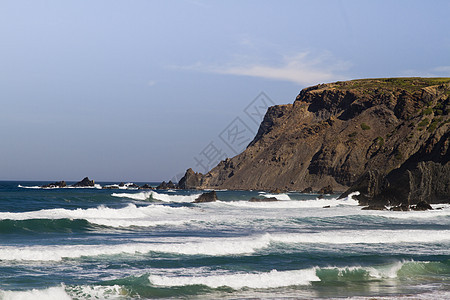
(147, 80), (157, 87)
(400, 66), (450, 77)
(175, 51), (351, 86)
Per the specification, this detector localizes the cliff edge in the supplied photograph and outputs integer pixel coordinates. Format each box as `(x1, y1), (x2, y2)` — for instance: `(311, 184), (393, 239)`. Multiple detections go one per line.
(180, 78), (450, 205)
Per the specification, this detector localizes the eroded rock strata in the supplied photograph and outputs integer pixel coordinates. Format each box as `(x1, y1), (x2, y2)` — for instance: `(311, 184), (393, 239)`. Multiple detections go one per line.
(180, 78), (450, 206)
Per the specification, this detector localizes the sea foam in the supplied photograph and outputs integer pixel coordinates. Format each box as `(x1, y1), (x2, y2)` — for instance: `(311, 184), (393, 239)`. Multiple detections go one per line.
(112, 191), (201, 203)
(149, 268), (319, 289)
(0, 204), (193, 228)
(0, 286), (71, 300)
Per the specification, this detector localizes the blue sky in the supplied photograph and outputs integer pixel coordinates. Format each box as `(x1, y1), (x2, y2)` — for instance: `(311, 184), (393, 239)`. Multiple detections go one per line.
(1, 0), (449, 181)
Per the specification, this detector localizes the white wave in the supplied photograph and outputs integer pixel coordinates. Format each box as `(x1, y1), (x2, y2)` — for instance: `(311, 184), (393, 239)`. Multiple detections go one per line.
(112, 191), (201, 203)
(269, 229), (450, 244)
(1, 228), (449, 262)
(217, 196), (359, 209)
(373, 205), (450, 219)
(0, 235), (271, 261)
(18, 184), (50, 189)
(111, 192), (151, 201)
(0, 204), (193, 228)
(18, 184), (103, 189)
(0, 285), (71, 300)
(149, 268), (319, 289)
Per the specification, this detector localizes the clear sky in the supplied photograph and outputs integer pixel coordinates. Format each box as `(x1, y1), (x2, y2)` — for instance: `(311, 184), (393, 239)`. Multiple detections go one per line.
(1, 0), (449, 182)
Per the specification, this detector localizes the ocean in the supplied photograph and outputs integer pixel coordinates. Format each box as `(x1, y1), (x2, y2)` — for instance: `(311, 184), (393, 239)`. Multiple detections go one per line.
(0, 181), (449, 299)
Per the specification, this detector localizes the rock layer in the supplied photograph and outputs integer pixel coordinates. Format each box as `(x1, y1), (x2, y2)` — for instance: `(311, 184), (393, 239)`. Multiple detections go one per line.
(180, 78), (450, 205)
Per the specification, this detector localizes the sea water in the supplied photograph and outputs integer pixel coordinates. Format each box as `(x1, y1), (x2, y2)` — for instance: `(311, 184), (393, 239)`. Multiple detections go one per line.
(0, 181), (449, 299)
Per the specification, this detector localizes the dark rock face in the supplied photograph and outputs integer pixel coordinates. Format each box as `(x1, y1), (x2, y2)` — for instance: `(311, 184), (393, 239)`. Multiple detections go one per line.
(341, 130), (449, 206)
(193, 191), (218, 203)
(42, 181), (67, 188)
(411, 200), (433, 211)
(72, 177), (95, 187)
(249, 197), (278, 202)
(178, 168), (203, 189)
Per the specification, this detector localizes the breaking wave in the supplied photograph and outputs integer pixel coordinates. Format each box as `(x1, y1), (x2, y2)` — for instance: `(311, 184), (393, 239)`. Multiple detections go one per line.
(112, 191), (201, 203)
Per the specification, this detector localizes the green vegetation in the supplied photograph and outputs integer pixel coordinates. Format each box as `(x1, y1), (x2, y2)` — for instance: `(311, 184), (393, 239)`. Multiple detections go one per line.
(348, 132), (358, 138)
(428, 117), (443, 132)
(375, 136), (385, 146)
(329, 77), (450, 93)
(394, 149), (403, 160)
(360, 123), (371, 130)
(422, 107), (433, 115)
(417, 118), (430, 130)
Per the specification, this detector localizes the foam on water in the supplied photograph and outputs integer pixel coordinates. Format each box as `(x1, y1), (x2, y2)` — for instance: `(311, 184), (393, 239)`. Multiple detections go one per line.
(261, 193), (291, 200)
(4, 228), (448, 262)
(112, 191), (201, 203)
(149, 268), (319, 289)
(0, 285), (71, 300)
(269, 229), (450, 244)
(0, 204), (193, 227)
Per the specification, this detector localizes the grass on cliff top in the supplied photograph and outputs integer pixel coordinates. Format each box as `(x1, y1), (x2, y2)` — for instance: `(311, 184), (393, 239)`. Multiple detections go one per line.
(331, 77), (450, 92)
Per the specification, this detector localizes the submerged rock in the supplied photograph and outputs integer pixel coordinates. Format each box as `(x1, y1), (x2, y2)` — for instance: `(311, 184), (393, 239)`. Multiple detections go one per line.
(72, 177), (95, 187)
(193, 191), (218, 203)
(361, 205), (388, 210)
(249, 197), (278, 202)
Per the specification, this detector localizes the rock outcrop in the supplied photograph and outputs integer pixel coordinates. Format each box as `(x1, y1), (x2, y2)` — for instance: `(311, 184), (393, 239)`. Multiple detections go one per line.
(72, 177), (95, 187)
(180, 78), (450, 205)
(193, 191), (218, 203)
(41, 181), (67, 188)
(157, 180), (177, 189)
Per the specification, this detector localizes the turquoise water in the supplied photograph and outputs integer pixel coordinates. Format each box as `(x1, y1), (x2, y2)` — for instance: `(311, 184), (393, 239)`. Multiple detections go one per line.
(0, 181), (449, 299)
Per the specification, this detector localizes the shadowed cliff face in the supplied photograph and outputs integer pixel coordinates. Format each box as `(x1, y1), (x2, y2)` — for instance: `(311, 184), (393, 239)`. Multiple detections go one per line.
(181, 78), (450, 204)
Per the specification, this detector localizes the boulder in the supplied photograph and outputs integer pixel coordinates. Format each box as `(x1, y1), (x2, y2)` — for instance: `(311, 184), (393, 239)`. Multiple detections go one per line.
(193, 191), (218, 203)
(140, 184), (153, 189)
(301, 187), (313, 193)
(249, 197), (278, 202)
(390, 204), (410, 211)
(318, 185), (333, 195)
(72, 177), (95, 187)
(411, 200), (433, 211)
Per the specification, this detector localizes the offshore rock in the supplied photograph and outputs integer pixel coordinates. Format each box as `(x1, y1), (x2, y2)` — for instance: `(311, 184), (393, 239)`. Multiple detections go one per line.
(193, 191), (218, 203)
(41, 181), (67, 188)
(157, 180), (177, 190)
(140, 184), (153, 189)
(178, 168), (203, 189)
(72, 177), (95, 187)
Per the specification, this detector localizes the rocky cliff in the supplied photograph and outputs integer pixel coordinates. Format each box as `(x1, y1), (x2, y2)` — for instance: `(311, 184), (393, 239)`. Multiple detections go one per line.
(180, 78), (450, 205)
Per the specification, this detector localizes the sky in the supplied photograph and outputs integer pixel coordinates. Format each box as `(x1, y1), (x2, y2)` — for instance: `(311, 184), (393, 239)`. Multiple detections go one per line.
(0, 0), (449, 182)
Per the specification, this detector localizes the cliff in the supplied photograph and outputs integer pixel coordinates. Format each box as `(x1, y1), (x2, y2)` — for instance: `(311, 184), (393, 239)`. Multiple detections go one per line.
(180, 78), (450, 205)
